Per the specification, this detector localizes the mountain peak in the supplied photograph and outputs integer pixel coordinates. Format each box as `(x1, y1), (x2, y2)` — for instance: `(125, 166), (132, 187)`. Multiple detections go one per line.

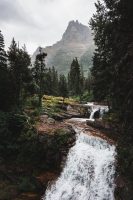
(32, 20), (94, 75)
(62, 20), (91, 44)
(68, 20), (80, 26)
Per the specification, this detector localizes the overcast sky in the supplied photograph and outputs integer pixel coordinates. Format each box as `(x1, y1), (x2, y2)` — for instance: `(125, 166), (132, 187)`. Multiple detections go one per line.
(0, 0), (96, 54)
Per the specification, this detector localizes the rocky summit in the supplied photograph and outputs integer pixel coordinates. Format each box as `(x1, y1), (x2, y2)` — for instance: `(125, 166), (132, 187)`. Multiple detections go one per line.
(32, 20), (94, 75)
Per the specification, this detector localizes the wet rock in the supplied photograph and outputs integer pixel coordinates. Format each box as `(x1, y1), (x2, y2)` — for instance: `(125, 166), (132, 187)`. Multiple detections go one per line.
(40, 115), (48, 123)
(52, 113), (65, 121)
(79, 106), (89, 117)
(67, 105), (72, 111)
(115, 176), (133, 200)
(86, 119), (111, 130)
(47, 118), (55, 125)
(115, 176), (125, 188)
(37, 124), (76, 171)
(93, 109), (100, 119)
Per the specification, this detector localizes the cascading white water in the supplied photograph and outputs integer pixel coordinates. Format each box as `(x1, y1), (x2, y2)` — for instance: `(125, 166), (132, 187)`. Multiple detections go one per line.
(43, 128), (116, 200)
(89, 108), (99, 120)
(86, 102), (109, 121)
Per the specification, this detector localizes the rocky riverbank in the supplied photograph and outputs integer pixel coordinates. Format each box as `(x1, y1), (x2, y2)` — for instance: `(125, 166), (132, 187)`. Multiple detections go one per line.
(0, 103), (77, 200)
(36, 114), (76, 171)
(1, 95), (128, 200)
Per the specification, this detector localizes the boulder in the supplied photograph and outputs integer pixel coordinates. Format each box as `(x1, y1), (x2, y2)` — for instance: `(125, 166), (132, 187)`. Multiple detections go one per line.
(47, 118), (55, 125)
(52, 113), (65, 121)
(86, 119), (111, 130)
(40, 115), (48, 123)
(93, 110), (100, 119)
(38, 125), (76, 171)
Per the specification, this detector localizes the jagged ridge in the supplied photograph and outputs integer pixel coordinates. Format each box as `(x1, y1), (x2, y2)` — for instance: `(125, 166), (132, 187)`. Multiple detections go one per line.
(32, 20), (94, 75)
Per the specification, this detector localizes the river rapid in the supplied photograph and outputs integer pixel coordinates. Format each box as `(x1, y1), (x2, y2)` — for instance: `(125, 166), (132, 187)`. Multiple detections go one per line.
(43, 117), (116, 200)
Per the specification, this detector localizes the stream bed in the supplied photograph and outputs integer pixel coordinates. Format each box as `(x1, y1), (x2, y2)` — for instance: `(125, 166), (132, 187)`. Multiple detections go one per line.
(43, 118), (116, 200)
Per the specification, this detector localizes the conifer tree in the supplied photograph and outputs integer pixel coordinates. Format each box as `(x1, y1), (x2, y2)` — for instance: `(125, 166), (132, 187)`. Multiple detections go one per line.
(69, 57), (82, 96)
(0, 30), (9, 110)
(42, 68), (52, 95)
(84, 73), (93, 94)
(59, 74), (68, 100)
(90, 0), (114, 102)
(90, 0), (133, 120)
(90, 1), (133, 195)
(32, 47), (47, 106)
(51, 66), (59, 96)
(8, 38), (31, 107)
(0, 31), (7, 68)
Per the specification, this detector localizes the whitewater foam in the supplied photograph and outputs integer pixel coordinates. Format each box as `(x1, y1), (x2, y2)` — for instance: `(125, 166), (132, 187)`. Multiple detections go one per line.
(43, 128), (116, 200)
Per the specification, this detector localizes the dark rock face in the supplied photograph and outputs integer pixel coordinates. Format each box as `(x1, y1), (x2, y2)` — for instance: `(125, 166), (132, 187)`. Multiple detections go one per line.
(86, 119), (112, 130)
(115, 176), (133, 200)
(38, 124), (76, 171)
(115, 142), (133, 200)
(32, 20), (94, 75)
(93, 110), (100, 119)
(62, 20), (92, 44)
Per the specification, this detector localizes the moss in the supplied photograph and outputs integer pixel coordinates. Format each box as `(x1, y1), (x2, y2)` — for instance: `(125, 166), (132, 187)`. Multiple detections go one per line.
(80, 91), (93, 102)
(42, 95), (78, 108)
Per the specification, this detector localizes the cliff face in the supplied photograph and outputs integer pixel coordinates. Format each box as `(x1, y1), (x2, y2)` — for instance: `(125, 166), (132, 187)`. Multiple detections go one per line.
(32, 20), (94, 75)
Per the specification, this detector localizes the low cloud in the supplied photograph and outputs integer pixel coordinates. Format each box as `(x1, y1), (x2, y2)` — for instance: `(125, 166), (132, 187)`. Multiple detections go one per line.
(1, 0), (96, 54)
(0, 0), (34, 26)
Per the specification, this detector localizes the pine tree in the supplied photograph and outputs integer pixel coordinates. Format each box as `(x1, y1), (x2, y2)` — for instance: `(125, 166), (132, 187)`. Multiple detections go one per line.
(42, 68), (52, 95)
(51, 66), (59, 96)
(0, 30), (9, 110)
(112, 0), (133, 128)
(90, 0), (115, 102)
(20, 45), (33, 100)
(8, 38), (31, 107)
(84, 73), (93, 94)
(0, 31), (7, 68)
(59, 74), (68, 100)
(90, 0), (133, 195)
(80, 65), (85, 97)
(90, 0), (133, 120)
(69, 57), (82, 96)
(32, 47), (47, 106)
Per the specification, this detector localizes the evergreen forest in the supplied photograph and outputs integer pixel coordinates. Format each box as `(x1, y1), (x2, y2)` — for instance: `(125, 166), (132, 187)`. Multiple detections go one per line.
(0, 0), (133, 199)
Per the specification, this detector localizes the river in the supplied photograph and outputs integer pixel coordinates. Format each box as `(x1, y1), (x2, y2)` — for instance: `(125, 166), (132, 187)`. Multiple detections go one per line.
(43, 118), (116, 200)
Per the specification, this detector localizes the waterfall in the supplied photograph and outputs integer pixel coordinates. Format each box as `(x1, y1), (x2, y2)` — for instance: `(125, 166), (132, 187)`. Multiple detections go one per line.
(43, 129), (116, 200)
(89, 108), (99, 120)
(86, 102), (109, 121)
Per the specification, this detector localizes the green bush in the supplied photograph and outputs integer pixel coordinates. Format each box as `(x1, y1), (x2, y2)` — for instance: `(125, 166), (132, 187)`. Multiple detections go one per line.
(71, 91), (93, 102)
(81, 91), (93, 102)
(31, 96), (39, 107)
(0, 111), (46, 167)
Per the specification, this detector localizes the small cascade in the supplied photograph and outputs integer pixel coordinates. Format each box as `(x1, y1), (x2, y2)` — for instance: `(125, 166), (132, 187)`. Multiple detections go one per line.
(89, 108), (100, 120)
(43, 128), (116, 200)
(86, 102), (109, 121)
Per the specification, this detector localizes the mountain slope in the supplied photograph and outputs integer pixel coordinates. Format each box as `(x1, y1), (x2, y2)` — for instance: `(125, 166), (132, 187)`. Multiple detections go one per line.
(32, 20), (94, 75)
